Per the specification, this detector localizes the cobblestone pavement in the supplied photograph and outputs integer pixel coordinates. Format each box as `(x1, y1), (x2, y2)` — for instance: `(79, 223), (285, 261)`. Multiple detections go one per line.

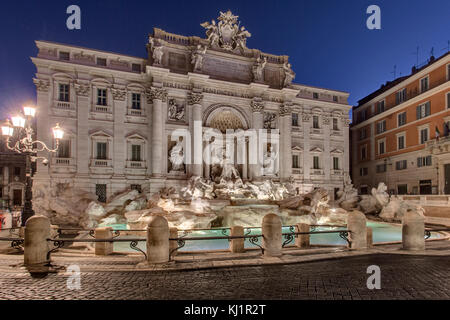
(0, 254), (449, 300)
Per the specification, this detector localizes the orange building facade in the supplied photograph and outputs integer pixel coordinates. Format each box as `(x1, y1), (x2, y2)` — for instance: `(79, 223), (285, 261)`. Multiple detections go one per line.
(351, 52), (450, 195)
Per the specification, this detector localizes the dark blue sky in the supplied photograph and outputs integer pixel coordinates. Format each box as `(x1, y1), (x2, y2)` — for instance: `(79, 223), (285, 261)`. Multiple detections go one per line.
(0, 0), (449, 119)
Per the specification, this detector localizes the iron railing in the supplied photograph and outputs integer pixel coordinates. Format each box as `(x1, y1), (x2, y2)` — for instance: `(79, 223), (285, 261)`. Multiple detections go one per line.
(281, 229), (352, 248)
(46, 238), (147, 260)
(0, 237), (24, 251)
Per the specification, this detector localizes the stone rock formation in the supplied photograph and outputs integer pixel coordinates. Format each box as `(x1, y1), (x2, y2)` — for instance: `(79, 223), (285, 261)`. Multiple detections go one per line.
(379, 196), (425, 221)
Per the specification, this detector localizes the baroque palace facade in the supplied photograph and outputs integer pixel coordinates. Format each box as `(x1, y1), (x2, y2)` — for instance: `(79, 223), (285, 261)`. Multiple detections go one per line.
(32, 11), (351, 202)
(351, 52), (450, 195)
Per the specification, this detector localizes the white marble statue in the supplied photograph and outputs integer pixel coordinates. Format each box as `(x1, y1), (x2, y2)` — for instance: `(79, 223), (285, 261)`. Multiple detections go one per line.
(235, 26), (251, 50)
(336, 173), (359, 210)
(263, 145), (278, 176)
(220, 155), (240, 180)
(191, 45), (207, 72)
(252, 57), (267, 82)
(150, 38), (164, 66)
(201, 20), (220, 48)
(169, 138), (185, 172)
(283, 62), (295, 87)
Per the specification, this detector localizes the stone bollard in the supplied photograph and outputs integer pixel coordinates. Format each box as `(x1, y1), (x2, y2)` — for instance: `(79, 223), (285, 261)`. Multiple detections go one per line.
(346, 210), (367, 250)
(367, 227), (373, 248)
(169, 227), (178, 257)
(295, 223), (310, 248)
(24, 216), (51, 271)
(147, 216), (169, 264)
(262, 213), (282, 257)
(94, 227), (113, 255)
(230, 226), (245, 253)
(402, 210), (425, 251)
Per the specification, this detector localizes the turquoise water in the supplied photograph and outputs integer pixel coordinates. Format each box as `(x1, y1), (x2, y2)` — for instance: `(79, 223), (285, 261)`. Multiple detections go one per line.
(111, 221), (443, 253)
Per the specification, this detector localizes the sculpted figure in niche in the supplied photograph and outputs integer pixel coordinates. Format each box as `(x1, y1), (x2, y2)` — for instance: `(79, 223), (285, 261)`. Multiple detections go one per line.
(252, 57), (267, 82)
(191, 45), (207, 72)
(283, 62), (296, 87)
(263, 145), (278, 175)
(150, 38), (164, 66)
(169, 137), (185, 172)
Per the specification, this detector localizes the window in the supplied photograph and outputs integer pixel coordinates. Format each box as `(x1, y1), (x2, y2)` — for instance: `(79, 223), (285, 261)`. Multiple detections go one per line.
(132, 64), (141, 72)
(397, 184), (408, 195)
(378, 140), (385, 155)
(313, 116), (319, 129)
(417, 155), (432, 167)
(398, 112), (407, 126)
(97, 89), (107, 106)
(96, 58), (107, 66)
(447, 92), (450, 109)
(376, 120), (386, 134)
(313, 92), (319, 99)
(416, 102), (431, 119)
(448, 64), (450, 80)
(292, 113), (298, 126)
(420, 128), (428, 144)
(14, 167), (21, 176)
(96, 184), (107, 203)
(360, 167), (368, 176)
(397, 135), (405, 150)
(361, 145), (367, 160)
(332, 118), (338, 131)
(59, 51), (70, 61)
(376, 163), (387, 173)
(420, 76), (429, 93)
(313, 156), (320, 169)
(333, 157), (339, 170)
(395, 88), (407, 104)
(57, 140), (70, 158)
(359, 109), (367, 122)
(376, 100), (385, 114)
(59, 84), (70, 102)
(395, 160), (407, 170)
(131, 145), (141, 161)
(359, 128), (367, 140)
(333, 95), (338, 102)
(292, 155), (299, 168)
(96, 142), (107, 160)
(131, 93), (141, 110)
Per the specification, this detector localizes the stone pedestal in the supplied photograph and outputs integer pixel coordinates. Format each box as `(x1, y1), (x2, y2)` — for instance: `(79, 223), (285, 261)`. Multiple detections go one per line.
(346, 210), (367, 250)
(262, 213), (282, 257)
(146, 216), (169, 263)
(295, 223), (310, 248)
(402, 210), (425, 251)
(230, 226), (245, 253)
(94, 227), (113, 255)
(24, 216), (50, 269)
(169, 227), (178, 257)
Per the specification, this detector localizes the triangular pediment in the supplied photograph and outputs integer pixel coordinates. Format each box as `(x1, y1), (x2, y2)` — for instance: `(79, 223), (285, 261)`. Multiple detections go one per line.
(310, 146), (323, 153)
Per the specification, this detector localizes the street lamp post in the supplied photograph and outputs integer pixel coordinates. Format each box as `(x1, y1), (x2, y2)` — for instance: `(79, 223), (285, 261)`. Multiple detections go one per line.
(1, 105), (64, 226)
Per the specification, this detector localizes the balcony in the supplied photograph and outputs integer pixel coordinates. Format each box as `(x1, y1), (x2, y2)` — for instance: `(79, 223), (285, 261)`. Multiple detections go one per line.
(51, 157), (76, 174)
(125, 160), (147, 175)
(331, 129), (342, 137)
(52, 100), (76, 117)
(93, 104), (111, 113)
(125, 108), (147, 124)
(332, 169), (344, 176)
(426, 136), (450, 155)
(311, 169), (324, 176)
(310, 128), (323, 135)
(292, 168), (303, 175)
(89, 159), (113, 174)
(54, 101), (74, 110)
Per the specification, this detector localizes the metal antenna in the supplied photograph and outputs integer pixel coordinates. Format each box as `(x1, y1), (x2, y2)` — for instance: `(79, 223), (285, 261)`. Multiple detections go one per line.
(391, 65), (397, 79)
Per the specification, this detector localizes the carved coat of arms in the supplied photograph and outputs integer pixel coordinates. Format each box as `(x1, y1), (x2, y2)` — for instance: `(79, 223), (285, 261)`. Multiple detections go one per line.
(201, 10), (251, 52)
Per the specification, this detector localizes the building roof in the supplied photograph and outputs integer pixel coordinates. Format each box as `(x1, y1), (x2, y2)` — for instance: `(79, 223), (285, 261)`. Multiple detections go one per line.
(356, 51), (450, 108)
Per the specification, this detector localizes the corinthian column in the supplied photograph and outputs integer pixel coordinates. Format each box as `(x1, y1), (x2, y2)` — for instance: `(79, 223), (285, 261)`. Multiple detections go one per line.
(188, 92), (204, 177)
(250, 99), (264, 180)
(149, 87), (167, 177)
(279, 104), (292, 180)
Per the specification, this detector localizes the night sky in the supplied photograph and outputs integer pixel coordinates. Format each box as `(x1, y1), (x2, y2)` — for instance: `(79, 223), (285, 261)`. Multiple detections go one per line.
(0, 0), (449, 120)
